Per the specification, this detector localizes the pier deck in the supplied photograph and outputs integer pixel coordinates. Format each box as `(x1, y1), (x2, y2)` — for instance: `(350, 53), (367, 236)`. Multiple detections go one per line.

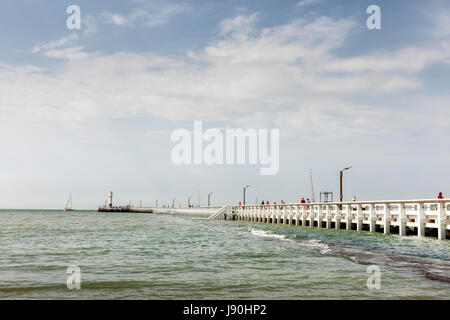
(226, 199), (450, 240)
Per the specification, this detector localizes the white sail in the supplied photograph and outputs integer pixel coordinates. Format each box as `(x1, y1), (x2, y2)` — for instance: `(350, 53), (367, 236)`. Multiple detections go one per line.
(65, 193), (73, 211)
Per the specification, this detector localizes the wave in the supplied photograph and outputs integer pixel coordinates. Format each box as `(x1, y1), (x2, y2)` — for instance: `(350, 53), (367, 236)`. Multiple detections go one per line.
(250, 228), (292, 241)
(248, 228), (450, 284)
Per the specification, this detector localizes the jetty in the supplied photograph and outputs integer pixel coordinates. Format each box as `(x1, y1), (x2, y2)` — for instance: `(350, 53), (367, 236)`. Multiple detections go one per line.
(98, 191), (449, 240)
(222, 199), (449, 240)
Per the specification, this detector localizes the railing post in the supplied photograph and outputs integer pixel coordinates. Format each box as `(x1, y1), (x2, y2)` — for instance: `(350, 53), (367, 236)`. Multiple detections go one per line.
(317, 204), (322, 228)
(384, 203), (390, 234)
(325, 205), (331, 229)
(346, 204), (352, 230)
(285, 206), (288, 225)
(417, 203), (425, 237)
(288, 206), (292, 225)
(399, 203), (406, 236)
(369, 204), (376, 232)
(438, 202), (447, 240)
(356, 204), (362, 231)
(272, 206), (276, 224)
(294, 206), (298, 226)
(264, 206), (267, 223)
(335, 204), (341, 230)
(301, 206), (306, 227)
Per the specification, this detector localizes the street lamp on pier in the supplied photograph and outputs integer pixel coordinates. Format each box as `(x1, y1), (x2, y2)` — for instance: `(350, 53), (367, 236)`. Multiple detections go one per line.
(208, 192), (213, 207)
(340, 166), (352, 203)
(243, 185), (250, 206)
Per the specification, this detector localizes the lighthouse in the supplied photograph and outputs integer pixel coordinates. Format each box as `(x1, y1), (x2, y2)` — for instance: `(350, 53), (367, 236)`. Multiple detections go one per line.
(109, 191), (113, 208)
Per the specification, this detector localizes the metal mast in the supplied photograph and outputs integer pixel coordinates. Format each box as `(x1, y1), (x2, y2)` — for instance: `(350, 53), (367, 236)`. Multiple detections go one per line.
(310, 170), (316, 203)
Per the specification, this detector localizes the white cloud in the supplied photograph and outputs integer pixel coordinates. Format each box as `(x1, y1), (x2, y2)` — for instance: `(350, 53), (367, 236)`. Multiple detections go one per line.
(323, 44), (450, 74)
(104, 2), (190, 28)
(435, 13), (450, 38)
(110, 14), (128, 26)
(32, 34), (79, 54)
(4, 14), (450, 142)
(296, 0), (324, 8)
(219, 13), (260, 41)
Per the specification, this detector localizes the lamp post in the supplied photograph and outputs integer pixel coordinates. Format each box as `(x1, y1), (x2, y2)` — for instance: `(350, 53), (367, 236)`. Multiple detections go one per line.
(172, 199), (176, 207)
(340, 166), (352, 202)
(188, 196), (192, 207)
(155, 200), (158, 207)
(243, 185), (250, 206)
(208, 192), (213, 207)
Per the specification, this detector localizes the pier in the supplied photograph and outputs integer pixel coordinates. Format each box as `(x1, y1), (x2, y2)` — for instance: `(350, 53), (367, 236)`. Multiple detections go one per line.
(97, 193), (449, 240)
(222, 199), (450, 240)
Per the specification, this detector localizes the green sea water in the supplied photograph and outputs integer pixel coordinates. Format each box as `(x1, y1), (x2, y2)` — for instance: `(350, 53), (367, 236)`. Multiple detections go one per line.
(0, 209), (448, 299)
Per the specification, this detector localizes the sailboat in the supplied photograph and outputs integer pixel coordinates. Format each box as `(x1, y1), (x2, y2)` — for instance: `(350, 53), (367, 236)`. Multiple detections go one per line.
(64, 193), (73, 212)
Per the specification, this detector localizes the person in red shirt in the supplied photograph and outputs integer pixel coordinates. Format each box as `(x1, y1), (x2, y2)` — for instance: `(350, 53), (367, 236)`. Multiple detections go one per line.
(300, 197), (306, 204)
(437, 192), (444, 199)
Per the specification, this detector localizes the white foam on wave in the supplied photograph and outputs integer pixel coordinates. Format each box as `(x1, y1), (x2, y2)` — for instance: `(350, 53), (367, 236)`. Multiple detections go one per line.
(294, 239), (333, 254)
(250, 228), (292, 241)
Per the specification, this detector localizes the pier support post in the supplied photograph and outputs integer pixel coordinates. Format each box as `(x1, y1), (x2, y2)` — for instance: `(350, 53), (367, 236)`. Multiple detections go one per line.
(399, 203), (406, 236)
(295, 207), (300, 226)
(417, 203), (425, 237)
(438, 202), (447, 240)
(335, 205), (341, 230)
(356, 204), (362, 231)
(325, 205), (331, 229)
(317, 205), (322, 228)
(346, 205), (352, 230)
(369, 204), (376, 233)
(301, 206), (306, 227)
(384, 204), (390, 234)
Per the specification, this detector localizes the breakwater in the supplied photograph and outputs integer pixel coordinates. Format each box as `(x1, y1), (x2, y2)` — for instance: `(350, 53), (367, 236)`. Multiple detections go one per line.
(98, 206), (222, 216)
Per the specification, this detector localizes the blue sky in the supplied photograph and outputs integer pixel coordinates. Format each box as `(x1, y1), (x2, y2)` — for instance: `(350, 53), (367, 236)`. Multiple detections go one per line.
(0, 0), (449, 208)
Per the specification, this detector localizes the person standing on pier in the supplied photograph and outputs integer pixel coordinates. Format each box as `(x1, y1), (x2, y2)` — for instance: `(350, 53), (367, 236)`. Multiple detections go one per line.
(438, 192), (444, 199)
(300, 197), (306, 204)
(261, 200), (265, 205)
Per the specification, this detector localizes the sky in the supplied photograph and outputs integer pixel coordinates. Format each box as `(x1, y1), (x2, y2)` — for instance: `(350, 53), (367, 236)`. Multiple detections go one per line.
(0, 0), (449, 209)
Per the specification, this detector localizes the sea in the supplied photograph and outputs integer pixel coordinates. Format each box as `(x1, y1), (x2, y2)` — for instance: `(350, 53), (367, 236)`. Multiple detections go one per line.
(0, 209), (448, 299)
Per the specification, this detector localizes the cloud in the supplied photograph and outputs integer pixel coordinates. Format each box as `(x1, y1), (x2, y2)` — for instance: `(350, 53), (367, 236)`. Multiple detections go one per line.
(104, 2), (190, 28)
(32, 34), (79, 54)
(323, 44), (450, 74)
(296, 0), (324, 8)
(435, 13), (450, 38)
(41, 46), (96, 60)
(219, 13), (260, 41)
(4, 14), (450, 142)
(31, 13), (98, 54)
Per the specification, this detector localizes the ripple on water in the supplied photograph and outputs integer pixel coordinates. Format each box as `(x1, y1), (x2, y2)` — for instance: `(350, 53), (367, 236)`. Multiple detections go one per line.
(0, 210), (449, 299)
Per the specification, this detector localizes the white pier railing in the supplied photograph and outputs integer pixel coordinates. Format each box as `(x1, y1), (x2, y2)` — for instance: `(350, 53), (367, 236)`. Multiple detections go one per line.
(229, 199), (450, 240)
